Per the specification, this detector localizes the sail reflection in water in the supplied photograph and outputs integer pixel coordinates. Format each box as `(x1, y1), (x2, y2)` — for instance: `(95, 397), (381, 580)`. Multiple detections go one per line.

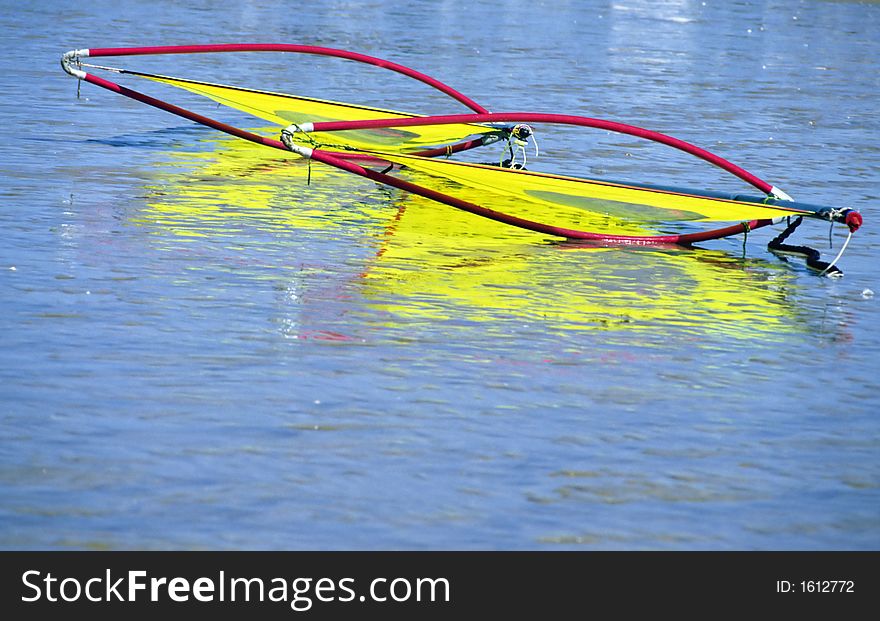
(137, 128), (384, 237)
(138, 131), (807, 341)
(361, 192), (805, 339)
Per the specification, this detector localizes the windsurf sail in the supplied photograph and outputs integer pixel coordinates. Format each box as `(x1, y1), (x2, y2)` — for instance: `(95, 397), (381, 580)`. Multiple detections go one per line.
(60, 44), (863, 274)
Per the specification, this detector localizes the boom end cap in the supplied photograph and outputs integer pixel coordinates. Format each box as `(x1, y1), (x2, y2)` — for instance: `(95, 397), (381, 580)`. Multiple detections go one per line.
(845, 210), (862, 233)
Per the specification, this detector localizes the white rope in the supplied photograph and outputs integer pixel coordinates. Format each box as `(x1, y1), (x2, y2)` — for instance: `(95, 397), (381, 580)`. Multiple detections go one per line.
(819, 230), (853, 277)
(510, 142), (528, 169)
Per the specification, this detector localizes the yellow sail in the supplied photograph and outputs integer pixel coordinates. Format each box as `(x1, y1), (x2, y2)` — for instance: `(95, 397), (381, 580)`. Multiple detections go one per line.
(369, 151), (814, 235)
(130, 71), (500, 153)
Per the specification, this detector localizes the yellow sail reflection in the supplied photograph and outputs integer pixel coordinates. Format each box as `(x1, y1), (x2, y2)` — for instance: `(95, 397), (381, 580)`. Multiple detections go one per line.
(137, 130), (804, 340)
(359, 193), (803, 339)
(135, 127), (392, 238)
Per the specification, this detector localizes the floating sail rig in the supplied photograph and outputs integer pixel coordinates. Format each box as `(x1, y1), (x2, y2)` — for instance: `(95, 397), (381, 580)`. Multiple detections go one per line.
(60, 44), (863, 274)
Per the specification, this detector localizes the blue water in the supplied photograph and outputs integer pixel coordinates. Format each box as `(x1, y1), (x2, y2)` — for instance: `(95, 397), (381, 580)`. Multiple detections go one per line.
(1, 0), (878, 550)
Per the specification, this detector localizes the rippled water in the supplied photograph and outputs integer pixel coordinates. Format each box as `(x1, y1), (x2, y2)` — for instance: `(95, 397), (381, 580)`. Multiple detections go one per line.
(1, 0), (878, 550)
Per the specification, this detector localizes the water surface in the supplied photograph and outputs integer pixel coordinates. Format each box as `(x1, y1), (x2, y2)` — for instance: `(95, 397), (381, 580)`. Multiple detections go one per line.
(1, 0), (878, 550)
